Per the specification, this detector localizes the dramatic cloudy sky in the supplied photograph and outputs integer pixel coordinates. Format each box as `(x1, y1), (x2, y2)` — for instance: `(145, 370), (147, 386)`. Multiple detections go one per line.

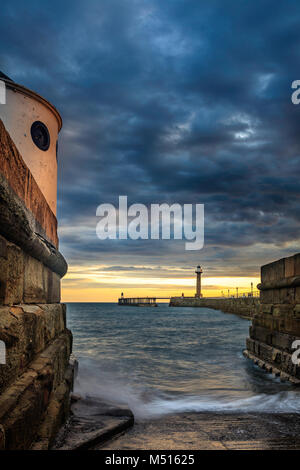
(1, 0), (300, 300)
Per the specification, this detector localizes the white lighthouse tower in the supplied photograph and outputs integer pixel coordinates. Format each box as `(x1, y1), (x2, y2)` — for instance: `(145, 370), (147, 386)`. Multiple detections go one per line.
(0, 71), (62, 215)
(195, 265), (203, 298)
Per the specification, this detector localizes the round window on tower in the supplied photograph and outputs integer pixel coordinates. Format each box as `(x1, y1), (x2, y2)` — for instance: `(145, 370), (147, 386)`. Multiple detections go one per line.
(31, 121), (50, 151)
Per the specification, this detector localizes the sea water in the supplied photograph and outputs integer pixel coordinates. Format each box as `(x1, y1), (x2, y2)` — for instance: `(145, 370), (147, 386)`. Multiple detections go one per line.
(67, 303), (300, 419)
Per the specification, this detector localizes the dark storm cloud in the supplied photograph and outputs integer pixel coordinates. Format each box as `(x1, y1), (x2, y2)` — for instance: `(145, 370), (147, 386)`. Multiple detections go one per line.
(1, 0), (300, 273)
(100, 266), (155, 272)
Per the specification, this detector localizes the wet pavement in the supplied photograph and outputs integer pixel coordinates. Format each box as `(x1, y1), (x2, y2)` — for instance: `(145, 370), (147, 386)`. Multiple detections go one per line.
(98, 412), (300, 450)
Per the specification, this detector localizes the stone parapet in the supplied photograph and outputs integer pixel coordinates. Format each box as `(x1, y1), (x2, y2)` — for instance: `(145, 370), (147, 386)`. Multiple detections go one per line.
(244, 253), (300, 383)
(170, 296), (259, 318)
(0, 176), (67, 278)
(0, 234), (63, 305)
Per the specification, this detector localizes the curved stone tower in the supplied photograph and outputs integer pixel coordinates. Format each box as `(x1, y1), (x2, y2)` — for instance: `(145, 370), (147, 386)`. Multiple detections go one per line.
(0, 72), (74, 450)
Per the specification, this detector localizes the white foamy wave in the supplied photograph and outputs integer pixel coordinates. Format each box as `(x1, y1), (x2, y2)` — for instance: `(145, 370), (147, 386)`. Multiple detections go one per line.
(135, 392), (300, 419)
(74, 364), (300, 419)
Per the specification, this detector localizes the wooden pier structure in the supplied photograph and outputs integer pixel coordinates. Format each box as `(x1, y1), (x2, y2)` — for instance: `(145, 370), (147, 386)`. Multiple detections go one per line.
(118, 295), (170, 307)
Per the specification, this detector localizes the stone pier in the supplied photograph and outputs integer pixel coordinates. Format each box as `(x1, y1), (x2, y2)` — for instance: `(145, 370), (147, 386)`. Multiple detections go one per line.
(169, 296), (259, 319)
(244, 254), (300, 384)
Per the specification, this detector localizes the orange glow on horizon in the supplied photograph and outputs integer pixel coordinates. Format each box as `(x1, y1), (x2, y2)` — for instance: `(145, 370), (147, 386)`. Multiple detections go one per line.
(61, 267), (260, 302)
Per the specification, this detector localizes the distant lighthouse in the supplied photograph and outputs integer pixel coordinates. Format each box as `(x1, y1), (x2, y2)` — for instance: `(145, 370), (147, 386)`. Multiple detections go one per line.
(195, 265), (203, 298)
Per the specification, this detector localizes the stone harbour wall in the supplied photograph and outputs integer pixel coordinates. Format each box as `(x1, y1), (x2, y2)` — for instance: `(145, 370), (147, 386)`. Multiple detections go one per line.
(0, 119), (74, 450)
(244, 254), (300, 384)
(169, 296), (259, 319)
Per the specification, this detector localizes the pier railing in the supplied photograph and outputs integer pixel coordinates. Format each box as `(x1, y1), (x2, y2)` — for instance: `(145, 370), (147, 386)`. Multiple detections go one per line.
(118, 289), (259, 306)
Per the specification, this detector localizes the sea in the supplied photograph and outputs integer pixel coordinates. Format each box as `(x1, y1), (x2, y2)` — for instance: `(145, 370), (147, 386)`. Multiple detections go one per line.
(67, 303), (300, 421)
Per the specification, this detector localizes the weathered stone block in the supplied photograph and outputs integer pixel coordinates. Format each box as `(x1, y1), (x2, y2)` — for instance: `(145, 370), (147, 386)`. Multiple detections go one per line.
(0, 424), (5, 450)
(279, 287), (294, 304)
(0, 235), (7, 259)
(0, 235), (65, 306)
(273, 304), (294, 318)
(3, 244), (24, 305)
(295, 287), (300, 303)
(260, 304), (273, 314)
(295, 254), (300, 276)
(0, 304), (68, 394)
(0, 236), (7, 303)
(294, 304), (300, 318)
(259, 342), (273, 363)
(261, 258), (285, 283)
(24, 255), (46, 303)
(246, 337), (255, 353)
(271, 330), (296, 353)
(282, 316), (300, 337)
(0, 331), (73, 450)
(36, 304), (66, 344)
(251, 324), (273, 346)
(254, 340), (260, 355)
(31, 382), (70, 450)
(44, 268), (61, 303)
(260, 289), (280, 304)
(61, 303), (67, 328)
(285, 256), (295, 278)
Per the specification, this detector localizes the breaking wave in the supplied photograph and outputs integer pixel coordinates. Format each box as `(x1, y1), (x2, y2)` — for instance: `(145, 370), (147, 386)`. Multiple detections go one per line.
(74, 362), (300, 420)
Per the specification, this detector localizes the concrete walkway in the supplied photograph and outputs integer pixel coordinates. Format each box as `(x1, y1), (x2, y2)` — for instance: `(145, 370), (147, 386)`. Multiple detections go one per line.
(98, 412), (300, 450)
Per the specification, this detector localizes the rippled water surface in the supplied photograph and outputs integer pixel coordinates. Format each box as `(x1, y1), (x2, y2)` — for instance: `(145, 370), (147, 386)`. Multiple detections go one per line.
(67, 303), (300, 419)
